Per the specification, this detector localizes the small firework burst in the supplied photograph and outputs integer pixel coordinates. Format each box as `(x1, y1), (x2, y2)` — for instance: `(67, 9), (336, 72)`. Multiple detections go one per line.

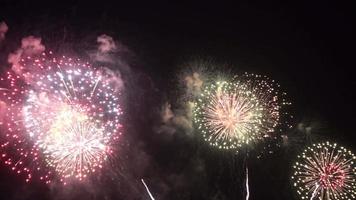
(193, 73), (290, 150)
(0, 52), (123, 184)
(291, 142), (356, 200)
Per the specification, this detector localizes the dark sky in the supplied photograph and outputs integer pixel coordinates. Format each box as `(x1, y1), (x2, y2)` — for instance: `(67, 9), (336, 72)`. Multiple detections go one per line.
(0, 1), (355, 200)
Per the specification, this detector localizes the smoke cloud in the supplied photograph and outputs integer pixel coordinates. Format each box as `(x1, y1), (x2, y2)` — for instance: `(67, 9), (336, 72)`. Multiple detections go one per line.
(91, 34), (129, 64)
(155, 70), (204, 137)
(97, 34), (117, 53)
(0, 100), (7, 125)
(100, 67), (125, 92)
(0, 21), (8, 42)
(7, 36), (45, 76)
(156, 101), (194, 138)
(91, 34), (132, 92)
(184, 72), (203, 96)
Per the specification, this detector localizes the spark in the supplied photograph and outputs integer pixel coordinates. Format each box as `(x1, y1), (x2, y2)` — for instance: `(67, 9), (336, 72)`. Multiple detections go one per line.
(291, 142), (356, 200)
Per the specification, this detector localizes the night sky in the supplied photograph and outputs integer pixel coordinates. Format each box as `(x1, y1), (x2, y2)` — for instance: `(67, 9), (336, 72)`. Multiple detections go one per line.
(0, 1), (355, 200)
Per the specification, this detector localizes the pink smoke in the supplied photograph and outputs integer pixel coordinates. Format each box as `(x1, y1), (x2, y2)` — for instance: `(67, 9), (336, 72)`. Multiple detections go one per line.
(7, 36), (45, 76)
(0, 100), (7, 125)
(0, 21), (8, 42)
(101, 68), (125, 92)
(97, 34), (117, 53)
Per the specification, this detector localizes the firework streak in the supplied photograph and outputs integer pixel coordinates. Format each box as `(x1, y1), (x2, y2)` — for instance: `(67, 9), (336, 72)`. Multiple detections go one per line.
(291, 142), (356, 200)
(193, 73), (291, 150)
(0, 52), (123, 184)
(141, 179), (155, 200)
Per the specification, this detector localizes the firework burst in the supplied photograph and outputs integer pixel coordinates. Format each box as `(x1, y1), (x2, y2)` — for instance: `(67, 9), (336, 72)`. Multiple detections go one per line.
(291, 142), (356, 200)
(193, 73), (290, 150)
(0, 52), (123, 183)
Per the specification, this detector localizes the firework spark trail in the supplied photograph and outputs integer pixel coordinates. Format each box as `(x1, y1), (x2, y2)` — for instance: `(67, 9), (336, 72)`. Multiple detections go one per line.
(245, 165), (249, 200)
(0, 52), (123, 184)
(310, 183), (319, 200)
(141, 179), (155, 200)
(291, 142), (356, 200)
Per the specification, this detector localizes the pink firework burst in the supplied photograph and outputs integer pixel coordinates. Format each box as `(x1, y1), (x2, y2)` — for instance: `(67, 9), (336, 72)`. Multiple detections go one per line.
(0, 52), (123, 184)
(291, 142), (356, 200)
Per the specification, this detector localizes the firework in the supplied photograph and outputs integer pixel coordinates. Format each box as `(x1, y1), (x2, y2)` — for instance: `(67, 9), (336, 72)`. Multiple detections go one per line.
(0, 52), (123, 183)
(193, 74), (290, 149)
(0, 69), (50, 183)
(291, 142), (356, 200)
